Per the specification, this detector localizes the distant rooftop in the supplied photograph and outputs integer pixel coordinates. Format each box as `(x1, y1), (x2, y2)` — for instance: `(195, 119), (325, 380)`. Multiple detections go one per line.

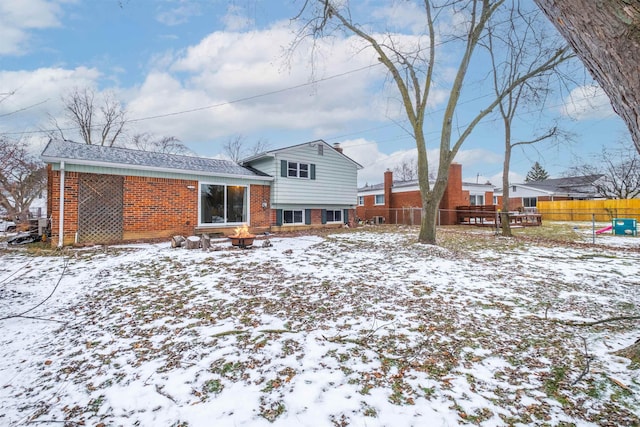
(358, 178), (493, 192)
(520, 175), (603, 195)
(41, 139), (269, 178)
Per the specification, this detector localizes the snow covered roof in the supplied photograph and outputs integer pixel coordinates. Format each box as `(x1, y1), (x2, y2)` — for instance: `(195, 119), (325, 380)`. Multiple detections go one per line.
(41, 139), (271, 180)
(522, 175), (603, 195)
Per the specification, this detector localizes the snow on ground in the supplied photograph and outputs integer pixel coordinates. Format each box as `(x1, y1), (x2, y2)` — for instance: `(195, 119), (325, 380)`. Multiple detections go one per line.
(0, 226), (639, 426)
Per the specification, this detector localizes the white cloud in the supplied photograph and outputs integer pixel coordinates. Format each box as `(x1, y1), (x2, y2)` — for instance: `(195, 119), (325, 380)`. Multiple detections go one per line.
(155, 1), (201, 26)
(0, 66), (101, 129)
(126, 22), (394, 142)
(454, 148), (502, 168)
(342, 139), (503, 187)
(560, 84), (615, 120)
(371, 2), (428, 34)
(221, 5), (254, 31)
(0, 0), (66, 55)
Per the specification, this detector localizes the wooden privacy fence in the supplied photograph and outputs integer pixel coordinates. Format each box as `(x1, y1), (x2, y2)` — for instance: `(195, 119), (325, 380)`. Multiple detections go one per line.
(537, 199), (640, 222)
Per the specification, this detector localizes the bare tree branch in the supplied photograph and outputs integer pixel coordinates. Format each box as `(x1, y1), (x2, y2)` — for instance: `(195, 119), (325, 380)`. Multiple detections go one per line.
(130, 133), (189, 155)
(224, 135), (271, 163)
(293, 1), (575, 244)
(0, 137), (47, 221)
(50, 87), (127, 147)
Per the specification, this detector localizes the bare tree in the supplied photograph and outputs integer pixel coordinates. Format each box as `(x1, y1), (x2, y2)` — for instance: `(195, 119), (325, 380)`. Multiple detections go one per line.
(483, 4), (574, 236)
(294, 0), (573, 243)
(49, 87), (127, 147)
(130, 133), (190, 155)
(223, 135), (270, 163)
(393, 159), (419, 182)
(533, 0), (640, 154)
(0, 137), (47, 221)
(567, 144), (640, 199)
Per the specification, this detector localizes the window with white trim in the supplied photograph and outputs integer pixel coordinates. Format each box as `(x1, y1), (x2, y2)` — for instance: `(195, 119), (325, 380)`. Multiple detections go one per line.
(374, 194), (385, 205)
(357, 196), (364, 206)
(523, 197), (537, 208)
(470, 195), (484, 206)
(283, 210), (304, 224)
(199, 183), (247, 225)
(326, 210), (342, 223)
(288, 161), (309, 178)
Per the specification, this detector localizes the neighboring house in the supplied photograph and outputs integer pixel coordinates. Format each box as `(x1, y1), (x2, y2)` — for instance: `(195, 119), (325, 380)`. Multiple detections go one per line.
(42, 139), (360, 246)
(242, 141), (362, 230)
(29, 191), (47, 218)
(356, 164), (494, 225)
(495, 174), (604, 211)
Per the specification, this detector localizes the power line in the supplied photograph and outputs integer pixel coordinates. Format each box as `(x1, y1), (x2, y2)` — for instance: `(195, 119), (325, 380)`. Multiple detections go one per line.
(0, 63), (384, 136)
(0, 6), (550, 138)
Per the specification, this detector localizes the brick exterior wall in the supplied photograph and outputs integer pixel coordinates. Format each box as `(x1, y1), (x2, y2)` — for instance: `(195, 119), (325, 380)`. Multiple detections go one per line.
(48, 171), (276, 245)
(249, 184), (271, 232)
(391, 190), (422, 208)
(356, 196), (388, 222)
(439, 163), (466, 225)
(356, 163), (467, 225)
(122, 176), (197, 240)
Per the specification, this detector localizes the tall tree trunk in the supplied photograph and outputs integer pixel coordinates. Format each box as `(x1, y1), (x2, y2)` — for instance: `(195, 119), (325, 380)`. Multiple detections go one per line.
(501, 120), (513, 237)
(533, 0), (640, 153)
(419, 204), (437, 243)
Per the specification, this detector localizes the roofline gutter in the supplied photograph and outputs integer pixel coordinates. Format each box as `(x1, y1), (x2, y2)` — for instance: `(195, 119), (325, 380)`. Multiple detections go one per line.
(58, 161), (65, 248)
(41, 156), (273, 182)
(240, 153), (276, 164)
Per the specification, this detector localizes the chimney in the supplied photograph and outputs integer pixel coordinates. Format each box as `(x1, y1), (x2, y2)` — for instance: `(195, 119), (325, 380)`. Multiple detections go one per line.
(333, 143), (343, 153)
(384, 169), (393, 208)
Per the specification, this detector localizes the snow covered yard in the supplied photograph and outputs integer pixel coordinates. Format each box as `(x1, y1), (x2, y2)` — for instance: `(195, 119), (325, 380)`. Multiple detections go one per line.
(0, 226), (639, 426)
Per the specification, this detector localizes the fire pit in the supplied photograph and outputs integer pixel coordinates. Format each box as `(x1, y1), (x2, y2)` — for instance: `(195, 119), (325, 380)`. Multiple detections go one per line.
(228, 224), (255, 248)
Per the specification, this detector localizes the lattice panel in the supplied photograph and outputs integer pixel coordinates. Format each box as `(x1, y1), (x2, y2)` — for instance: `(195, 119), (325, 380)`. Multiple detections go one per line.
(78, 174), (124, 243)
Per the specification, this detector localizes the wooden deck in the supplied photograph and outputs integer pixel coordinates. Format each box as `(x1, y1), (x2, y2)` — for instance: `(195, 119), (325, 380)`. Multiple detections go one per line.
(456, 205), (541, 227)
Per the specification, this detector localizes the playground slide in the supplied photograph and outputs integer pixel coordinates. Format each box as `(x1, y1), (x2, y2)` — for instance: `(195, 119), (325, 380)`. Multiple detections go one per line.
(595, 225), (613, 234)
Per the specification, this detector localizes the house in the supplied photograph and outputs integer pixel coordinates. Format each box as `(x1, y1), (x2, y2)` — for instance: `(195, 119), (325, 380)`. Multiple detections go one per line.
(495, 174), (604, 211)
(42, 139), (360, 246)
(356, 164), (494, 225)
(242, 141), (362, 230)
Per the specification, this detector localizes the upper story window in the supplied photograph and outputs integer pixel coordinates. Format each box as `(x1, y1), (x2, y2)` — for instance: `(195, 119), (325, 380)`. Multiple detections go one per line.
(375, 194), (385, 205)
(357, 196), (364, 206)
(282, 160), (315, 179)
(470, 195), (484, 206)
(288, 161), (309, 178)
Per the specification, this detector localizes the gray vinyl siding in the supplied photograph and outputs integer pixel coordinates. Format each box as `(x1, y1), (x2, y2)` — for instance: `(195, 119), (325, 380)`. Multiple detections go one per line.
(50, 163), (267, 186)
(268, 144), (357, 207)
(247, 157), (275, 177)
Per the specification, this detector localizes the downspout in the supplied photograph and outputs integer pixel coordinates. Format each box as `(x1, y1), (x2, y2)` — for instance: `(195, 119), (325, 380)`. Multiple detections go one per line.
(58, 161), (65, 248)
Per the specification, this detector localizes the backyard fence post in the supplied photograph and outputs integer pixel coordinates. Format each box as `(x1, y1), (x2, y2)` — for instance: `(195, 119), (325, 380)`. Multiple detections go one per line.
(592, 213), (595, 244)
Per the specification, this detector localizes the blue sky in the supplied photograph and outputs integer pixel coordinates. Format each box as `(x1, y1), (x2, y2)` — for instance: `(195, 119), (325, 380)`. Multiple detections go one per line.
(0, 0), (629, 186)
